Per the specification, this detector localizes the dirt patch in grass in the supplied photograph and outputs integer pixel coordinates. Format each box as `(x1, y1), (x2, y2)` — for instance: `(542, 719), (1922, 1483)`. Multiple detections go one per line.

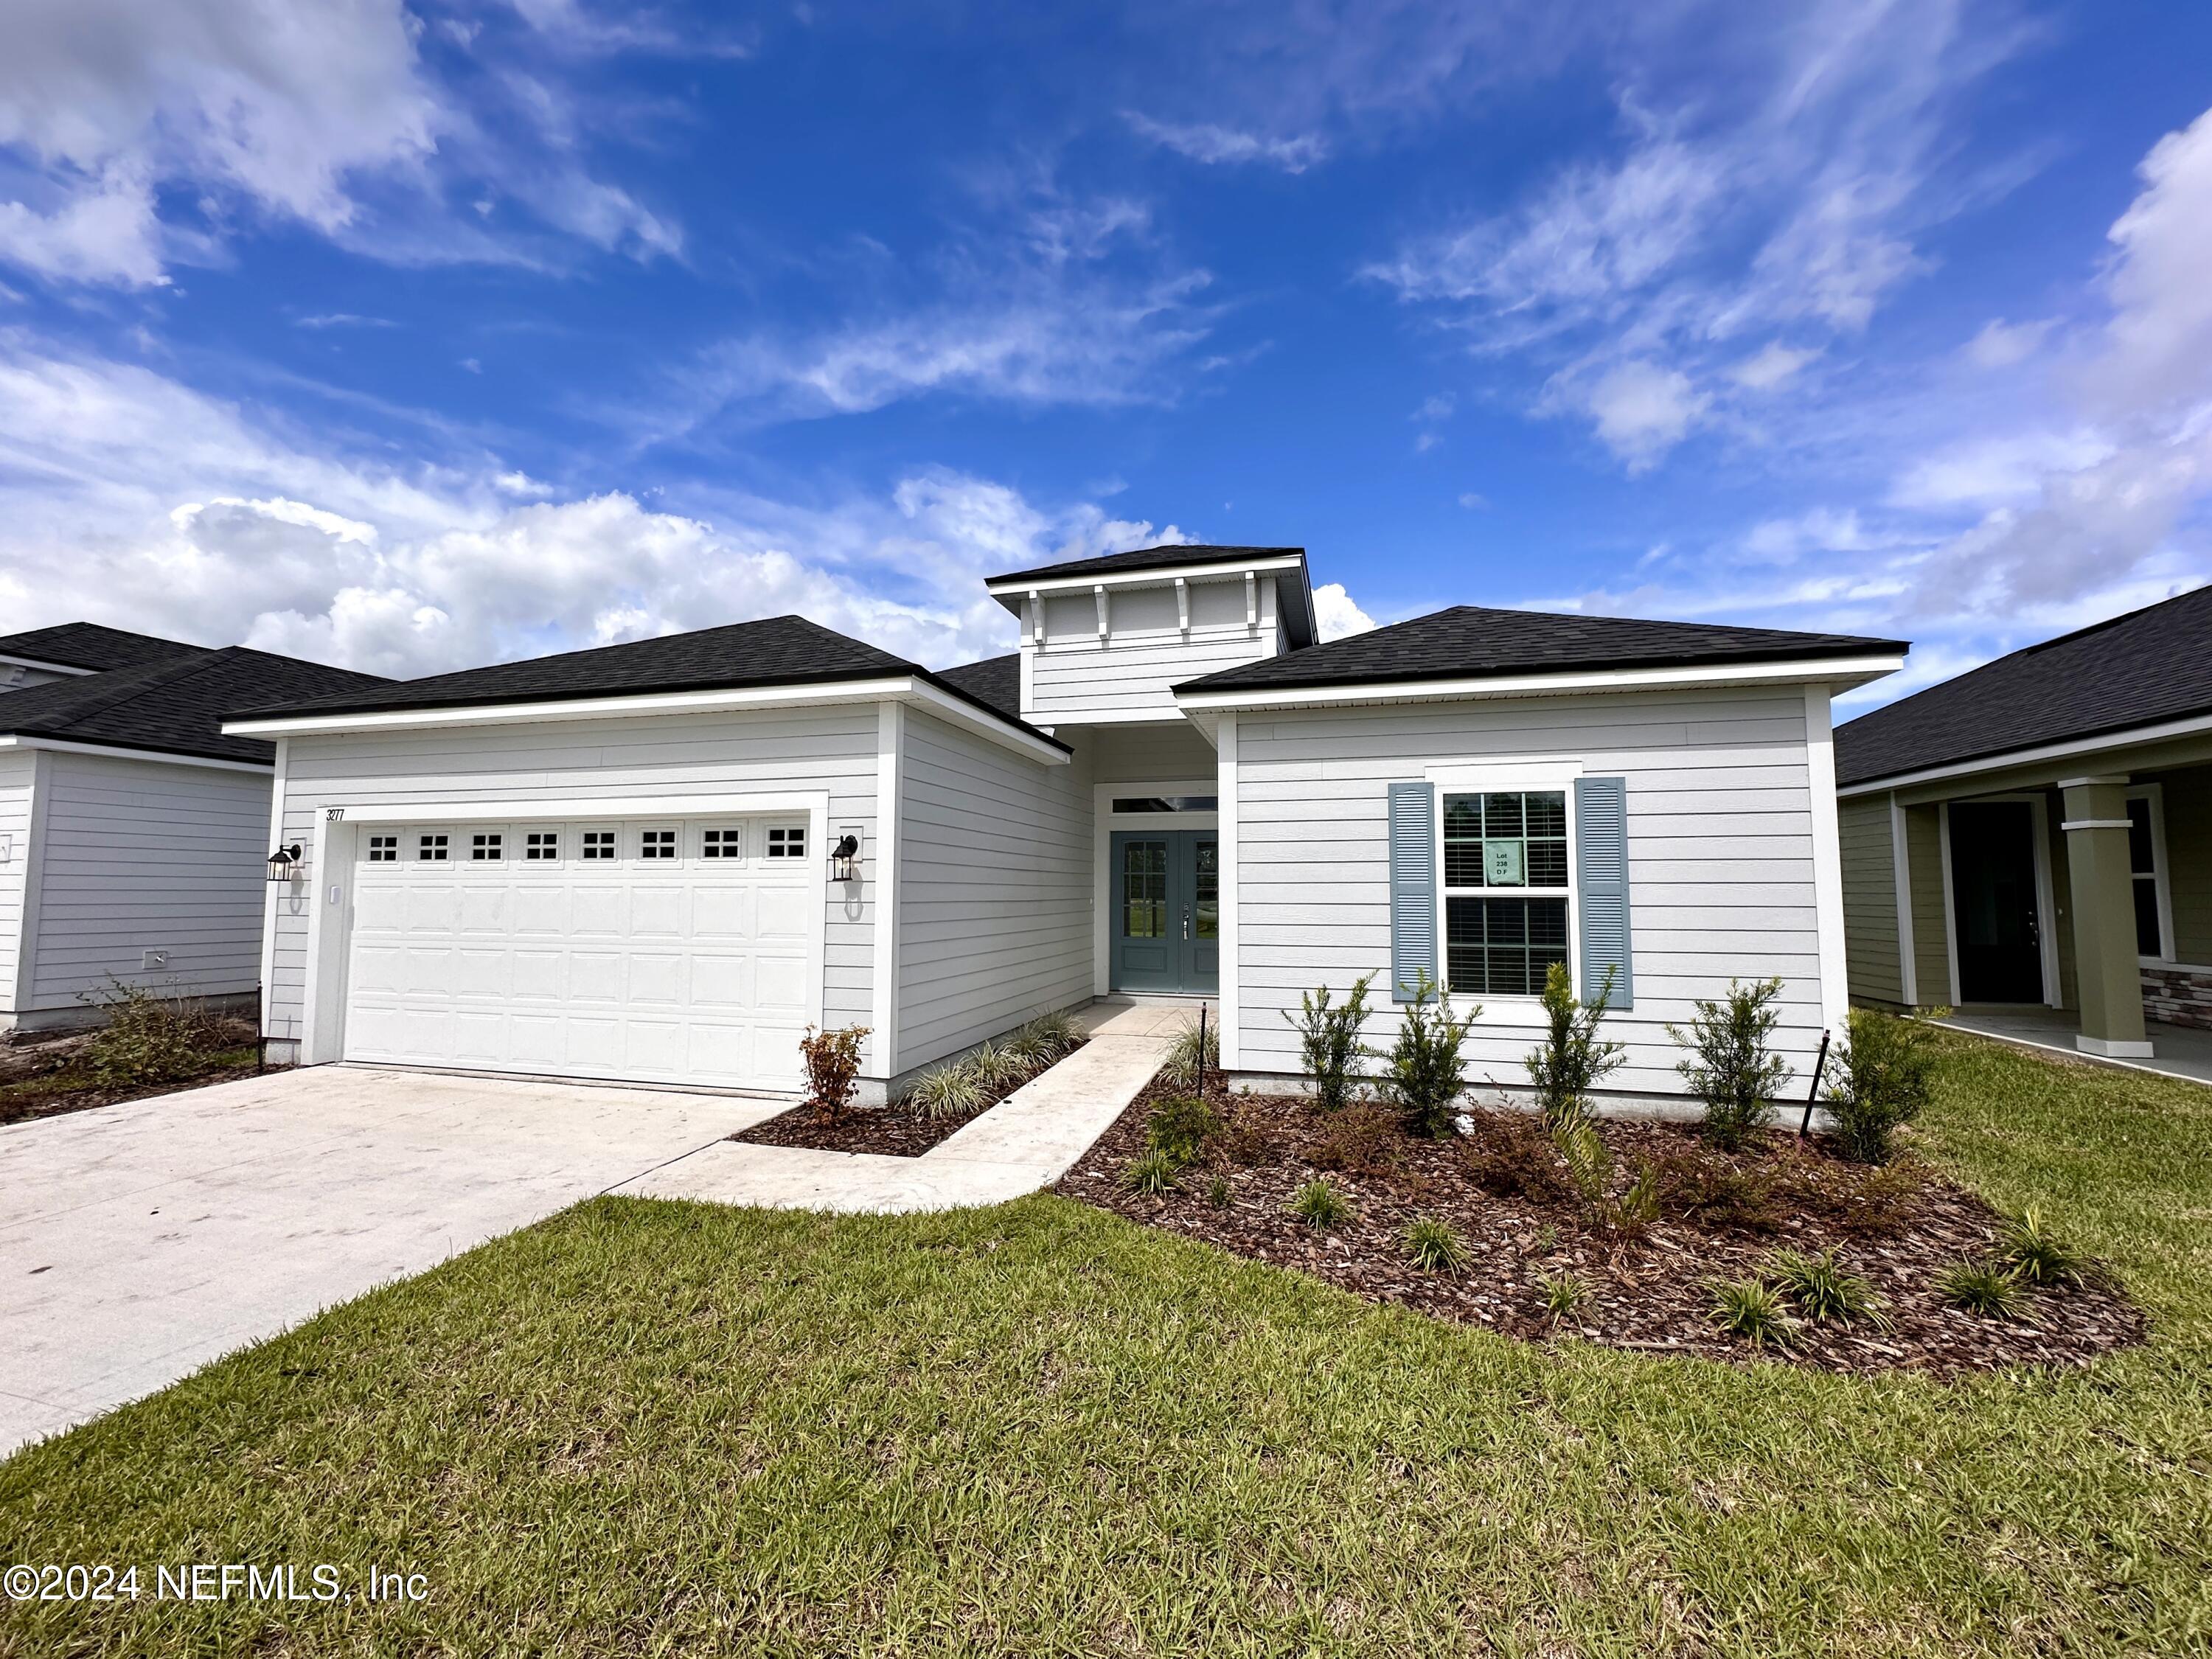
(731, 1038), (1090, 1158)
(0, 1022), (273, 1127)
(1059, 1077), (2146, 1376)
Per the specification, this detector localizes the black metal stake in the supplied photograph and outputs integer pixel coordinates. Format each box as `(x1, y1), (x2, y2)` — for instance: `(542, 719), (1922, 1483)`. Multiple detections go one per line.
(1798, 1027), (1832, 1136)
(1197, 1001), (1208, 1098)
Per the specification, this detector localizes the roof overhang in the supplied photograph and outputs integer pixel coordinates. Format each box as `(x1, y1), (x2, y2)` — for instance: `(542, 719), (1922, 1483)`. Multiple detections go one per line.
(984, 553), (1318, 650)
(0, 734), (271, 773)
(1837, 707), (2212, 800)
(223, 675), (1071, 765)
(0, 652), (98, 680)
(1173, 652), (1905, 736)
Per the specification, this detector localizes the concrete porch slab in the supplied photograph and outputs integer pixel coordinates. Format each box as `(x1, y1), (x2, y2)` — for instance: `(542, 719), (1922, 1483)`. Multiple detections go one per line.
(1938, 1007), (2212, 1086)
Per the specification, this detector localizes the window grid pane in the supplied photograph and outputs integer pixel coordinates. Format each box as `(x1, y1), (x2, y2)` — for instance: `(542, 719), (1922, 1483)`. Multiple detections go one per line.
(417, 834), (448, 862)
(767, 827), (806, 859)
(367, 835), (397, 863)
(1447, 896), (1569, 998)
(640, 830), (676, 860)
(526, 832), (558, 860)
(1121, 841), (1166, 939)
(471, 833), (502, 862)
(1442, 790), (1568, 891)
(581, 830), (616, 860)
(703, 828), (742, 858)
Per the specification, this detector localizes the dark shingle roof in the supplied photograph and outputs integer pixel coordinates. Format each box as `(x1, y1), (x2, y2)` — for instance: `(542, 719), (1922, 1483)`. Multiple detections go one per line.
(0, 647), (392, 765)
(246, 616), (1069, 751)
(935, 653), (1020, 721)
(0, 622), (209, 674)
(1834, 585), (2212, 787)
(985, 543), (1304, 585)
(1175, 605), (1904, 695)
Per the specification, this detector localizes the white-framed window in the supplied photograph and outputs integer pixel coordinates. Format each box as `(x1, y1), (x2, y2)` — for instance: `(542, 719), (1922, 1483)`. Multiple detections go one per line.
(366, 834), (398, 863)
(525, 830), (560, 862)
(639, 828), (678, 860)
(701, 827), (745, 859)
(580, 830), (617, 861)
(470, 832), (503, 862)
(417, 832), (450, 862)
(767, 825), (806, 860)
(1440, 788), (1572, 998)
(2126, 787), (2173, 961)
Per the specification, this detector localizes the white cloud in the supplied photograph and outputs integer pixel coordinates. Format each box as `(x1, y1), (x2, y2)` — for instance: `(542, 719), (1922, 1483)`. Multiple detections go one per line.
(1124, 113), (1328, 173)
(0, 0), (679, 287)
(1575, 360), (1708, 471)
(0, 334), (1179, 679)
(1312, 582), (1376, 641)
(1457, 492), (1489, 510)
(1888, 429), (2115, 510)
(1728, 341), (1818, 389)
(2091, 103), (2212, 416)
(1962, 316), (2053, 369)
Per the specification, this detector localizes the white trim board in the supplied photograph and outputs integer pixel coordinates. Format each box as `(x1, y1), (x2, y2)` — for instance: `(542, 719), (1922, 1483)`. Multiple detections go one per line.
(225, 678), (1069, 767)
(0, 734), (271, 774)
(1804, 686), (1851, 1039)
(324, 792), (833, 826)
(1216, 715), (1240, 1068)
(1175, 654), (1905, 716)
(986, 554), (1302, 599)
(872, 701), (904, 1078)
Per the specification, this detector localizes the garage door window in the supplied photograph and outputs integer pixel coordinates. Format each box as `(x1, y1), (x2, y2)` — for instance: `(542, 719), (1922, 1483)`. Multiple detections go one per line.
(471, 832), (504, 861)
(526, 831), (560, 861)
(640, 829), (678, 860)
(367, 835), (398, 863)
(417, 833), (449, 861)
(582, 830), (616, 860)
(768, 826), (806, 859)
(702, 827), (745, 858)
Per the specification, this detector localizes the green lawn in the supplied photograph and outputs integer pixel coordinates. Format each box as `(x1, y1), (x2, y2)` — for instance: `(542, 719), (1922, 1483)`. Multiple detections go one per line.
(4, 1032), (2208, 1657)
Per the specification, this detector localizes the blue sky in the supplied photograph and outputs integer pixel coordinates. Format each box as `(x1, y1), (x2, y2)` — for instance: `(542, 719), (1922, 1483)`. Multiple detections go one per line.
(1, 1), (2209, 712)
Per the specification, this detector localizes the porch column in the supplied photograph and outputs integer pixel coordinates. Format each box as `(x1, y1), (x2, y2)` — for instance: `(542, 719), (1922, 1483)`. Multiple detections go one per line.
(2060, 776), (2152, 1057)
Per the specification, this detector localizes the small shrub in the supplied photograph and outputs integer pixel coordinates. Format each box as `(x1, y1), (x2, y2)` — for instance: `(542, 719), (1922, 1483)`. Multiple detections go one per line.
(1289, 1179), (1352, 1228)
(1121, 1149), (1180, 1195)
(1669, 977), (1795, 1151)
(1769, 1249), (1889, 1326)
(799, 1023), (870, 1120)
(1463, 1109), (1573, 1203)
(1708, 1276), (1797, 1348)
(1162, 1015), (1220, 1091)
(82, 980), (225, 1088)
(909, 1060), (987, 1121)
(1611, 1161), (1660, 1237)
(1649, 1144), (1786, 1234)
(1937, 1259), (2027, 1319)
(1147, 1093), (1222, 1167)
(1284, 974), (1376, 1112)
(1537, 1269), (1589, 1321)
(1308, 1102), (1399, 1175)
(966, 1037), (1025, 1092)
(1994, 1207), (2090, 1289)
(1211, 1099), (1271, 1167)
(1377, 970), (1477, 1138)
(1402, 1216), (1470, 1274)
(1823, 1007), (1938, 1164)
(1205, 1174), (1231, 1208)
(1524, 961), (1625, 1131)
(1005, 1010), (1079, 1068)
(1533, 1222), (1560, 1256)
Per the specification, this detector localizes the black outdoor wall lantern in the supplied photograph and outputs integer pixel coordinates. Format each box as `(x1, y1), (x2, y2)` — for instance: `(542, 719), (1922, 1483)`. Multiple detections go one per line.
(829, 834), (860, 883)
(266, 844), (305, 883)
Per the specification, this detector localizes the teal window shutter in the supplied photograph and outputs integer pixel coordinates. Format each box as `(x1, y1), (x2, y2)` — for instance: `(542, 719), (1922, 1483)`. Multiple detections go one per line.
(1388, 782), (1437, 1004)
(1574, 775), (1633, 1009)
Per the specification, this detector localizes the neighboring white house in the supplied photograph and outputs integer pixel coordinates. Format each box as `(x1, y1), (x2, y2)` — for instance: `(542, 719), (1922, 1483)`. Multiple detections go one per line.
(0, 625), (390, 1034)
(223, 547), (1905, 1107)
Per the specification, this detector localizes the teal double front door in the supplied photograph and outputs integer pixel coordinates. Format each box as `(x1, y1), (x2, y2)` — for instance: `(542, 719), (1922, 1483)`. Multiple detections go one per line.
(1110, 830), (1219, 994)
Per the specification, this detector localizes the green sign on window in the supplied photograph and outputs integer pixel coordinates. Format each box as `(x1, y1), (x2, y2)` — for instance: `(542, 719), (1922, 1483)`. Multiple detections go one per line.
(1484, 838), (1525, 886)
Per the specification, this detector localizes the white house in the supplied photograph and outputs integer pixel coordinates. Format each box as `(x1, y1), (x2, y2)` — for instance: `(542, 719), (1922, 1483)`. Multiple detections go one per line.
(0, 624), (389, 1034)
(224, 547), (1905, 1105)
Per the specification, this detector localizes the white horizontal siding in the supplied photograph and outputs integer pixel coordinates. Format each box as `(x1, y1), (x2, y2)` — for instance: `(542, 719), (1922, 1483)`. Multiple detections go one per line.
(21, 751), (272, 1011)
(0, 751), (33, 1012)
(265, 705), (880, 1060)
(1025, 575), (1279, 723)
(896, 709), (1092, 1068)
(1087, 722), (1218, 786)
(1231, 686), (1828, 1099)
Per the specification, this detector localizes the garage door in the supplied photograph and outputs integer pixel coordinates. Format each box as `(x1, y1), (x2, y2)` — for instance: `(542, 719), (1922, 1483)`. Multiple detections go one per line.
(343, 815), (818, 1091)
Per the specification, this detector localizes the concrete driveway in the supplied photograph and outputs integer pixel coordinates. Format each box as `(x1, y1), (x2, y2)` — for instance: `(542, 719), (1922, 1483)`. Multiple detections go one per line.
(0, 1065), (782, 1458)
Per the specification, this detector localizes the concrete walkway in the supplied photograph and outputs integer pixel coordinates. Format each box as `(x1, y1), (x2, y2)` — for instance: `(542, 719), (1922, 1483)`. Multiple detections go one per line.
(619, 998), (1194, 1213)
(1939, 1006), (2212, 1087)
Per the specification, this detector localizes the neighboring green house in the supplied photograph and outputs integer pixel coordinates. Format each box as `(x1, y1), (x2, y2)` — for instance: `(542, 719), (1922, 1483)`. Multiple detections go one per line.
(1834, 586), (2212, 1059)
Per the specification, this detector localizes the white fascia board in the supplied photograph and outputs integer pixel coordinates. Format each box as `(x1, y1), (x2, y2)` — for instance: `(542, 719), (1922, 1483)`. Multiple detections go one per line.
(984, 555), (1302, 599)
(0, 653), (96, 678)
(1175, 654), (1906, 714)
(1837, 709), (2212, 798)
(224, 675), (1068, 765)
(332, 790), (832, 825)
(0, 734), (271, 773)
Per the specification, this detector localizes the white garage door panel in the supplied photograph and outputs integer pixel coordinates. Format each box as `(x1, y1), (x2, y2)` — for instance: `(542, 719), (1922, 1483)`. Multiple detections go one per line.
(344, 815), (818, 1092)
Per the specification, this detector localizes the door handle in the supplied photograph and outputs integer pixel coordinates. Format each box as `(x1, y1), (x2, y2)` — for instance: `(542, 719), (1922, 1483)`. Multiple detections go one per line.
(1181, 906), (1190, 941)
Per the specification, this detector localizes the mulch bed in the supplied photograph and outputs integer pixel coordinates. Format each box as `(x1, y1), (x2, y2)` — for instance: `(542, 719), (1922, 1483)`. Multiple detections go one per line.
(731, 1039), (1091, 1158)
(1059, 1077), (2146, 1377)
(0, 1026), (274, 1128)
